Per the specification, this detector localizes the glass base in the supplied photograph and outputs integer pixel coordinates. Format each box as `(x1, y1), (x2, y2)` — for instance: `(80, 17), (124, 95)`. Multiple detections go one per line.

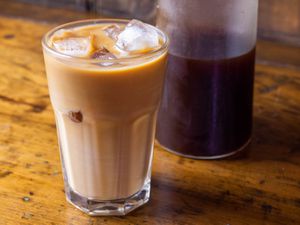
(156, 137), (251, 160)
(65, 181), (151, 216)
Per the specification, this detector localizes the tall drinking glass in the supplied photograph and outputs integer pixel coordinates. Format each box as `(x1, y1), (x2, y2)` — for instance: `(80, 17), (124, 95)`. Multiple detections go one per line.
(42, 19), (168, 215)
(156, 0), (258, 159)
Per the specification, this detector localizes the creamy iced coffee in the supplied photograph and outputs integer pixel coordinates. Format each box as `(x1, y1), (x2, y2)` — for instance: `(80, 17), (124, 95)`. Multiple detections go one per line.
(42, 19), (168, 215)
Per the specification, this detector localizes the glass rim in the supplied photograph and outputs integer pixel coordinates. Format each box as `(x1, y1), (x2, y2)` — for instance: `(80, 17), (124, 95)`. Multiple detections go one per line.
(42, 19), (169, 64)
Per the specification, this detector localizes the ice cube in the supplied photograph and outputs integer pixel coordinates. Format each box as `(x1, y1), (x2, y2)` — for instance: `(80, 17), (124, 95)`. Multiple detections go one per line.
(116, 20), (159, 52)
(68, 111), (83, 123)
(53, 36), (94, 57)
(91, 47), (116, 60)
(103, 24), (122, 41)
(91, 48), (116, 66)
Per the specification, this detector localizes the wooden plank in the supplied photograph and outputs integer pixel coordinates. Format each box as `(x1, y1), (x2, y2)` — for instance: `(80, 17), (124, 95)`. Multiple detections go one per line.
(256, 40), (300, 69)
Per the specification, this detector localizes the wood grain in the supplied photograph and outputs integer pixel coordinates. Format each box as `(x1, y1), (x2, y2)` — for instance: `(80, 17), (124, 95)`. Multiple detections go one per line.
(0, 10), (300, 225)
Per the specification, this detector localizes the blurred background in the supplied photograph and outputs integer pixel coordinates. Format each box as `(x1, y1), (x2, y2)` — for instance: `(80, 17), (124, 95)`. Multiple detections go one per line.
(8, 0), (300, 47)
(14, 0), (158, 24)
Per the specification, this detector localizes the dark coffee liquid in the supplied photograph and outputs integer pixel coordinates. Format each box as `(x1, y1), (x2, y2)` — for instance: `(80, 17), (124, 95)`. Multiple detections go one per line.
(156, 48), (255, 157)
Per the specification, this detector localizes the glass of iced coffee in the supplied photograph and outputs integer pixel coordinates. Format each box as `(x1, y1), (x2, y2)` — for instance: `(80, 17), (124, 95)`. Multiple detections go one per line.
(42, 19), (168, 216)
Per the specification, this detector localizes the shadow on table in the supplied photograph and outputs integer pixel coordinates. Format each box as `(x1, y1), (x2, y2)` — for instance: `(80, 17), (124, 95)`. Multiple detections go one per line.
(221, 113), (300, 162)
(127, 175), (286, 224)
(127, 120), (300, 224)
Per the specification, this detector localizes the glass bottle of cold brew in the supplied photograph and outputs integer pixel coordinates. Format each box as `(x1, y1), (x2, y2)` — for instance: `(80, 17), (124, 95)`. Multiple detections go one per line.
(156, 0), (259, 159)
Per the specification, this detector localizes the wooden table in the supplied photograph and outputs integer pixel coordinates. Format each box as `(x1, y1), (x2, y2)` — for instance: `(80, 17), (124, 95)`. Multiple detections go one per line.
(0, 1), (300, 225)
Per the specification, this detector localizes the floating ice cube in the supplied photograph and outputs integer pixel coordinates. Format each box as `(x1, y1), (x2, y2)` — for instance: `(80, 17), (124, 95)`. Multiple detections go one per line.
(91, 48), (116, 66)
(53, 36), (94, 57)
(68, 111), (83, 123)
(91, 48), (116, 60)
(103, 24), (122, 41)
(116, 20), (159, 52)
